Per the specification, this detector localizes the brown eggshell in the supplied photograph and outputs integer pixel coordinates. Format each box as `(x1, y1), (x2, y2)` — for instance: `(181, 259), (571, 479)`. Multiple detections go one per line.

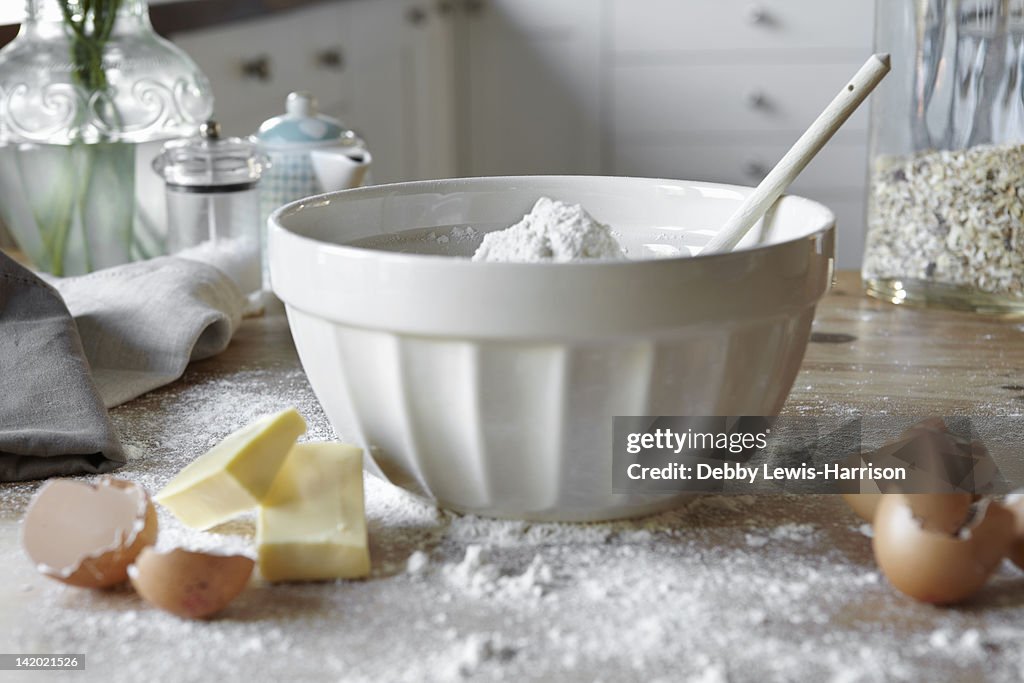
(129, 547), (254, 619)
(22, 477), (158, 588)
(902, 493), (974, 535)
(844, 492), (974, 528)
(841, 493), (882, 523)
(872, 494), (1014, 604)
(1005, 495), (1024, 571)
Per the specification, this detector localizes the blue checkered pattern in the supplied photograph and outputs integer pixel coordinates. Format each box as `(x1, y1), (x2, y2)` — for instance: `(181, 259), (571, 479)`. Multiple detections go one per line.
(261, 152), (321, 219)
(259, 152), (322, 286)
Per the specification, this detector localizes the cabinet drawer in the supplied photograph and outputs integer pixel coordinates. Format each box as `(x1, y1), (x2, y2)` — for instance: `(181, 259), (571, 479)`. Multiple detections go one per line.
(477, 0), (600, 31)
(610, 0), (873, 54)
(286, 4), (353, 115)
(613, 62), (870, 136)
(611, 138), (869, 195)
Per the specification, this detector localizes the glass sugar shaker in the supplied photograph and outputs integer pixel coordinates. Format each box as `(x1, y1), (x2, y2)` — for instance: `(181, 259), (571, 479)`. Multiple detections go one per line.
(152, 121), (269, 295)
(864, 0), (1024, 314)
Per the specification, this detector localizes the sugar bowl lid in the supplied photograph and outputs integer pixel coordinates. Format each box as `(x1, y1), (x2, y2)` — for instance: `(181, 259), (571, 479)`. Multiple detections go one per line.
(256, 91), (360, 149)
(153, 120), (268, 192)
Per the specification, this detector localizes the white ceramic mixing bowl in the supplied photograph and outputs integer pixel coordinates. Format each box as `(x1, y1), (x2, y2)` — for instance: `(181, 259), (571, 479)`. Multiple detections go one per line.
(269, 176), (834, 521)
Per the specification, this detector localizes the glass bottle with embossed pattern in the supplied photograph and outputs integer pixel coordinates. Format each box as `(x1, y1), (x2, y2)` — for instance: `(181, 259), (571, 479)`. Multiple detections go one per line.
(0, 0), (213, 275)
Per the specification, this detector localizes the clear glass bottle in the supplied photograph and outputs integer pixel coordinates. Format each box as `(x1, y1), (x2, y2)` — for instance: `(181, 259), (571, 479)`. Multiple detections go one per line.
(864, 0), (1024, 314)
(0, 0), (213, 275)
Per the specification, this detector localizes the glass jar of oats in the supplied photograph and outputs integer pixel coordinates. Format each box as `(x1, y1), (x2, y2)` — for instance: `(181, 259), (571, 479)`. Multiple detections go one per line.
(864, 0), (1024, 313)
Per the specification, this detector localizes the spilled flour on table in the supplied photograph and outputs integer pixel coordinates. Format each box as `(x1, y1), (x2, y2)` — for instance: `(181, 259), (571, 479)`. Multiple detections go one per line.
(444, 545), (554, 600)
(4, 353), (1024, 682)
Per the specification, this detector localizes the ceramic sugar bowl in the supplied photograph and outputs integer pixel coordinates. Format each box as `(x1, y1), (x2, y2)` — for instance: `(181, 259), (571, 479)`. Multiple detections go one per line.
(257, 90), (371, 212)
(255, 91), (371, 283)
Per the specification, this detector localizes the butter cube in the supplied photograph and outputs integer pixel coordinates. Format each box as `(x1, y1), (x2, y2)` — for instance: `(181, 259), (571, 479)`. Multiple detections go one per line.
(257, 442), (370, 582)
(155, 408), (306, 529)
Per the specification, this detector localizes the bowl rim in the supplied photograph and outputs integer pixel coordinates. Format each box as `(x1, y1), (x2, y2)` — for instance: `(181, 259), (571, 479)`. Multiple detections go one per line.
(268, 175), (836, 268)
(268, 175), (836, 338)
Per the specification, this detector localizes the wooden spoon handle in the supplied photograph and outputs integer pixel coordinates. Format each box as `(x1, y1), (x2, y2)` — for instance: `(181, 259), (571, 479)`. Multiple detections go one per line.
(701, 53), (891, 254)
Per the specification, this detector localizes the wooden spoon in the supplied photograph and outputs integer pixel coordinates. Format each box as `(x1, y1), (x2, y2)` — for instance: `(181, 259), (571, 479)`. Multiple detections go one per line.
(701, 53), (891, 254)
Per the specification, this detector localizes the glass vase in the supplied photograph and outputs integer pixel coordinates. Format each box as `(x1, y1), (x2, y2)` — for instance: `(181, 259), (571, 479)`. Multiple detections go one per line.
(0, 0), (213, 275)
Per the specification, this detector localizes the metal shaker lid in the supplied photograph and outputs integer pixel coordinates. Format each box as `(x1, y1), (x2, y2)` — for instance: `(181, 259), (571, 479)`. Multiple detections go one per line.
(153, 120), (269, 192)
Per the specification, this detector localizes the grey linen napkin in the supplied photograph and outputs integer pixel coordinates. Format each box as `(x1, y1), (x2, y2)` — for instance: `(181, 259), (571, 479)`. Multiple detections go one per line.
(0, 252), (123, 481)
(1, 252), (245, 482)
(49, 256), (245, 408)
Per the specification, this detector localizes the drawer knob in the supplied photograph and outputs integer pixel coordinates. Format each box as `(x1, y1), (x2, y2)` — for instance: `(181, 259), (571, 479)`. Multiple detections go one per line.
(407, 6), (428, 25)
(746, 90), (772, 110)
(747, 5), (773, 25)
(745, 161), (771, 179)
(316, 48), (345, 71)
(240, 56), (271, 82)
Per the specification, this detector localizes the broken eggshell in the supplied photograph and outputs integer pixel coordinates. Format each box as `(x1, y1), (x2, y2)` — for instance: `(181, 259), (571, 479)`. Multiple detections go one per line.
(843, 491), (973, 528)
(872, 493), (1014, 604)
(841, 492), (882, 523)
(1005, 493), (1024, 571)
(902, 493), (974, 535)
(22, 477), (158, 588)
(841, 417), (971, 524)
(129, 547), (254, 619)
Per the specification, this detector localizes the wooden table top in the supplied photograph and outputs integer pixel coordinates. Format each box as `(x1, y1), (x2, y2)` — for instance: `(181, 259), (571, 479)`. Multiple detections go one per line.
(792, 271), (1024, 415)
(2, 270), (1024, 683)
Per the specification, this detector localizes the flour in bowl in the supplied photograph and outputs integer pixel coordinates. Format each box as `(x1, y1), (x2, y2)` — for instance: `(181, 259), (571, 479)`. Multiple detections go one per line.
(472, 197), (625, 262)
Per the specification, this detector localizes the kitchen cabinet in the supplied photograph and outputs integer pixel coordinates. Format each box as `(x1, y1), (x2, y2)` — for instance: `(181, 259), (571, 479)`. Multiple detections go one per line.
(166, 0), (874, 266)
(452, 0), (872, 267)
(346, 0), (458, 183)
(169, 0), (457, 184)
(612, 62), (871, 137)
(455, 0), (602, 176)
(171, 4), (353, 138)
(609, 0), (873, 55)
(605, 1), (874, 269)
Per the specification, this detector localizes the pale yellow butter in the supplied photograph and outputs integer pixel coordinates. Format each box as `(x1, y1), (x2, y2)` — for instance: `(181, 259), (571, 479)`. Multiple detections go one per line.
(154, 408), (306, 530)
(257, 442), (370, 582)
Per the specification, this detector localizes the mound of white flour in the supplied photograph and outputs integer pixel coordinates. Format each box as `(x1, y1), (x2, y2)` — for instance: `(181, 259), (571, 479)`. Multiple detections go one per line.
(472, 197), (624, 262)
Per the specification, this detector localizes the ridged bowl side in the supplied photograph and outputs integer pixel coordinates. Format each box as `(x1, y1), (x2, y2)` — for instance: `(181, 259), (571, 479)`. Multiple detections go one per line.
(286, 305), (816, 521)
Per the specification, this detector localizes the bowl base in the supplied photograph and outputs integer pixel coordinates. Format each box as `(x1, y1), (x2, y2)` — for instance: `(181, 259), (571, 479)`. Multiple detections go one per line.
(435, 493), (696, 523)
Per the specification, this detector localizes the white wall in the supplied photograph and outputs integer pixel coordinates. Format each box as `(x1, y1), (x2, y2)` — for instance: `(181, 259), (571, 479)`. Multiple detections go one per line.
(0, 4), (27, 24)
